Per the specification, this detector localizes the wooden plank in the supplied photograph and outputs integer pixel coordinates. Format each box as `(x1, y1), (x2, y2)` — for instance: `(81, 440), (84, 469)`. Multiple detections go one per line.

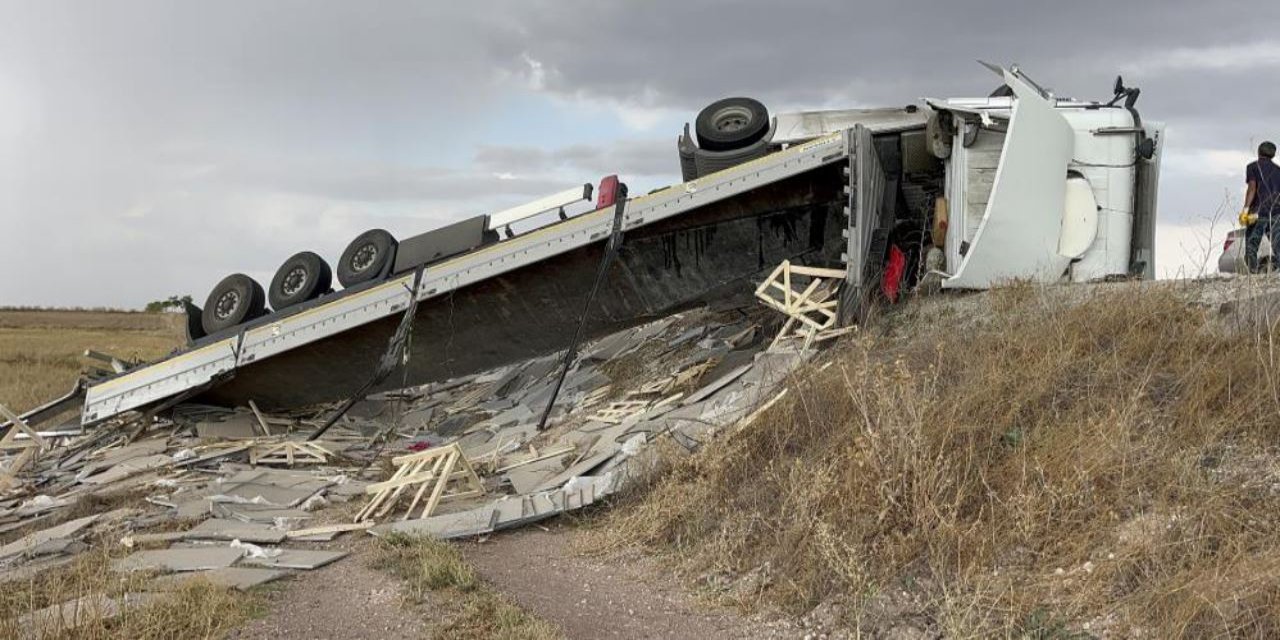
(365, 467), (474, 494)
(284, 521), (374, 539)
(356, 456), (415, 522)
(787, 265), (848, 279)
(418, 449), (459, 520)
(401, 456), (445, 521)
(391, 444), (461, 466)
(374, 458), (430, 519)
(0, 447), (36, 491)
(247, 400), (272, 437)
(0, 404), (45, 450)
(495, 446), (576, 473)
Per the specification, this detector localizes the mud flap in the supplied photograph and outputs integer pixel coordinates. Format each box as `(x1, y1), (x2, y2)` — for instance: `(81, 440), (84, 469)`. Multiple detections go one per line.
(943, 68), (1075, 289)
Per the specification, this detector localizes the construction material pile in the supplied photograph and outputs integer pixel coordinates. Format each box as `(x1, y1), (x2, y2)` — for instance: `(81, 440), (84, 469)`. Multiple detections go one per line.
(0, 290), (819, 633)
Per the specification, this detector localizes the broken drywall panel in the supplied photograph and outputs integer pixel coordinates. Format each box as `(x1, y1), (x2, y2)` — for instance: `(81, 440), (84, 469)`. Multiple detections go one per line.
(17, 592), (155, 640)
(0, 554), (77, 585)
(0, 513), (100, 562)
(681, 363), (753, 406)
(238, 548), (347, 570)
(370, 504), (498, 539)
(112, 547), (243, 573)
(194, 414), (260, 440)
(149, 566), (288, 591)
(79, 454), (171, 485)
(182, 519), (287, 544)
(531, 449), (617, 493)
(213, 503), (313, 524)
(211, 470), (330, 507)
(504, 457), (568, 495)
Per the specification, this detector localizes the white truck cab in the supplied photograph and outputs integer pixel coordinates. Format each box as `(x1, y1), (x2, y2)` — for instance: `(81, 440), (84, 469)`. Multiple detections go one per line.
(928, 66), (1163, 288)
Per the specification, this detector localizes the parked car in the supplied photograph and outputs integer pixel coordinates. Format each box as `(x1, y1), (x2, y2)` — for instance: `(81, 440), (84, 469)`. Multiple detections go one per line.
(1219, 228), (1273, 274)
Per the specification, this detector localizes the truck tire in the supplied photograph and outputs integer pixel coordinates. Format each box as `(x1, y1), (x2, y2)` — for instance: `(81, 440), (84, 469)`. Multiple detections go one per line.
(695, 97), (770, 152)
(692, 135), (771, 177)
(201, 274), (267, 335)
(269, 251), (332, 310)
(337, 229), (397, 288)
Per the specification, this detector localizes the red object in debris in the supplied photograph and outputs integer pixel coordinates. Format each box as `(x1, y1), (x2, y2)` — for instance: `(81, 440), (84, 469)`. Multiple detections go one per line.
(882, 245), (906, 303)
(597, 175), (620, 209)
(407, 441), (431, 452)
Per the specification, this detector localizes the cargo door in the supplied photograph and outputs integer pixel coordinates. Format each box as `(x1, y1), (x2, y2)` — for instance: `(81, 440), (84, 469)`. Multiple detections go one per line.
(943, 68), (1075, 289)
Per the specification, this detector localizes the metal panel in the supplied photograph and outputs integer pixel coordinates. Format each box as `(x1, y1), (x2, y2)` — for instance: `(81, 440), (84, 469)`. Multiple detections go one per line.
(392, 215), (491, 273)
(1132, 121), (1164, 279)
(237, 277), (416, 365)
(943, 69), (1075, 289)
(82, 339), (239, 423)
(838, 125), (885, 324)
(487, 184), (592, 230)
(772, 108), (928, 145)
(82, 132), (849, 425)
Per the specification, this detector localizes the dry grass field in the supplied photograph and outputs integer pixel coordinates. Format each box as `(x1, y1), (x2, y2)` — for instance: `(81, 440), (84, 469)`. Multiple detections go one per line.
(599, 283), (1280, 638)
(0, 309), (184, 414)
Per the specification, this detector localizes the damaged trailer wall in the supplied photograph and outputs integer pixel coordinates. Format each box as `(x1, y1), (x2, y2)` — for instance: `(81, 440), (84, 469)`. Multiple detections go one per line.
(199, 168), (846, 410)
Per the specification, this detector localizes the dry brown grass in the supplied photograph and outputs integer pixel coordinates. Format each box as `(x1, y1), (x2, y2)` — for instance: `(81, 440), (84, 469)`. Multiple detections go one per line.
(599, 284), (1280, 638)
(0, 310), (183, 414)
(374, 533), (562, 640)
(0, 546), (263, 639)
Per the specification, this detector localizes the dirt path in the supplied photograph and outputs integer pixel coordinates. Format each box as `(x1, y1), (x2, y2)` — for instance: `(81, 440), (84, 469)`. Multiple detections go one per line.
(226, 521), (795, 639)
(228, 542), (432, 640)
(461, 525), (796, 640)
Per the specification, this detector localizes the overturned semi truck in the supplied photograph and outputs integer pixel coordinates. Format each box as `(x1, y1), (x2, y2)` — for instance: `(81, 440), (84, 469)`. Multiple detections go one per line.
(58, 63), (1160, 428)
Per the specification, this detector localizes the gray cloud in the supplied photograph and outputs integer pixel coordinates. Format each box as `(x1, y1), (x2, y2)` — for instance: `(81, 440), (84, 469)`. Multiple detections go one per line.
(475, 138), (676, 178)
(2, 0), (1276, 306)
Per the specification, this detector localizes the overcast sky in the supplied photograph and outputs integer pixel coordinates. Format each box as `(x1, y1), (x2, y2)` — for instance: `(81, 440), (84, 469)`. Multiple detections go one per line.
(2, 0), (1276, 308)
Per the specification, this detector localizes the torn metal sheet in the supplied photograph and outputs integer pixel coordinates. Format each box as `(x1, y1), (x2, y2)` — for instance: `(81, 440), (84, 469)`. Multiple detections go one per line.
(371, 473), (619, 540)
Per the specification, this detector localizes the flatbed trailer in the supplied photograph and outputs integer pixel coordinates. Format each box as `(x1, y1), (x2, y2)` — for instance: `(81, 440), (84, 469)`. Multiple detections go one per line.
(67, 63), (1162, 428)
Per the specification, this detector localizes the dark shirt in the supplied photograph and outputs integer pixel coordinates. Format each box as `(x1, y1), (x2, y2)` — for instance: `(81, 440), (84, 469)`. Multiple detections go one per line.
(1247, 158), (1280, 217)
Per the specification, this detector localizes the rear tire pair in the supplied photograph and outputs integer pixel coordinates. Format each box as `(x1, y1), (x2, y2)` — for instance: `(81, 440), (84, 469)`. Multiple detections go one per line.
(200, 254), (332, 335)
(201, 274), (267, 335)
(199, 229), (398, 335)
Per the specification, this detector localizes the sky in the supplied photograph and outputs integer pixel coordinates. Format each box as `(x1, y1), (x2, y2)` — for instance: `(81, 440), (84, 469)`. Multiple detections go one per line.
(2, 0), (1276, 308)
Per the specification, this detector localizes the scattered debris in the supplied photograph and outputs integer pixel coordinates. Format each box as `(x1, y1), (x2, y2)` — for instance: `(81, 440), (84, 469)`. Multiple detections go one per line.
(0, 302), (813, 624)
(248, 440), (332, 466)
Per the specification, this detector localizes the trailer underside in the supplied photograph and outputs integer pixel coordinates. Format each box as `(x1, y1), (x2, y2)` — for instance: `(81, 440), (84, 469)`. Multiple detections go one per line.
(201, 169), (847, 409)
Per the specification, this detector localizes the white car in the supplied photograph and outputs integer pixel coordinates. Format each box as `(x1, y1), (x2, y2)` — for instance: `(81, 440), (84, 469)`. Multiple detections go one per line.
(1218, 227), (1273, 273)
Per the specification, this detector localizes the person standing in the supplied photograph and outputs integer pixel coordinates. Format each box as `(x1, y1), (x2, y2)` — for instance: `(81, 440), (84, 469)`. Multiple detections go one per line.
(1243, 141), (1280, 272)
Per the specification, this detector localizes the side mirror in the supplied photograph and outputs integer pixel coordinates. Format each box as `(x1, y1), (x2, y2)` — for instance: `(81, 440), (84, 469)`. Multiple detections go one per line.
(1137, 137), (1155, 160)
(1114, 75), (1125, 95)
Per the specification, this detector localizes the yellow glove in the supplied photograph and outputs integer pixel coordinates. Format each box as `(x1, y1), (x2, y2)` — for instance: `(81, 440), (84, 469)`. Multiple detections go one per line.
(1241, 210), (1259, 226)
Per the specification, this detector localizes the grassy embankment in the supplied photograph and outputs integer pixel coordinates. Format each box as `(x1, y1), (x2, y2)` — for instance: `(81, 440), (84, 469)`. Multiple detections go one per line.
(599, 282), (1280, 638)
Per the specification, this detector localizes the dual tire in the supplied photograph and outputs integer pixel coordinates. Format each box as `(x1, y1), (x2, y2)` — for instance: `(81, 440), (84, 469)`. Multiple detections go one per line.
(269, 251), (332, 311)
(694, 97), (770, 152)
(201, 274), (267, 335)
(199, 229), (397, 336)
